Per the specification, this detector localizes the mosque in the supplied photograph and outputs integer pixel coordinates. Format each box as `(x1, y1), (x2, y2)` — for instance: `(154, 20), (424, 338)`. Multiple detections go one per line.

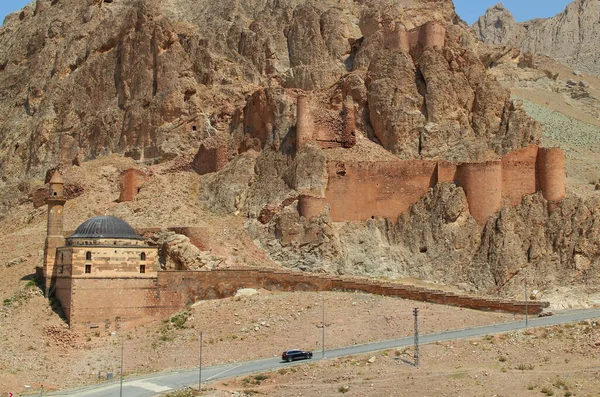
(42, 171), (159, 329)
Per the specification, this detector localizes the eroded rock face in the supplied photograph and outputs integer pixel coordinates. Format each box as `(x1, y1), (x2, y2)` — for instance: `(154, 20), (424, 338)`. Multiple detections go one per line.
(473, 3), (524, 46)
(149, 230), (225, 271)
(252, 185), (600, 296)
(474, 0), (600, 77)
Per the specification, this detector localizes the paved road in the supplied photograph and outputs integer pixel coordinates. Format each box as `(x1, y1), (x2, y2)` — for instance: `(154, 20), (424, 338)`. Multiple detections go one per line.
(46, 307), (600, 397)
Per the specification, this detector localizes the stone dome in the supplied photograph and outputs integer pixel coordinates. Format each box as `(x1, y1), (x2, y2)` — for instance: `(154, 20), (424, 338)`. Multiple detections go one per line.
(69, 216), (143, 240)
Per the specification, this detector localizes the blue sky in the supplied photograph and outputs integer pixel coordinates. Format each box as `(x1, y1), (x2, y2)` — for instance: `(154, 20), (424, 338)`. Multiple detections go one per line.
(0, 0), (574, 27)
(1, 0), (31, 24)
(454, 1), (572, 24)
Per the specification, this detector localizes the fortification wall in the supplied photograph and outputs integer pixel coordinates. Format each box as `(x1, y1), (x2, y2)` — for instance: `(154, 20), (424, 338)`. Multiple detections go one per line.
(301, 145), (564, 224)
(156, 269), (548, 317)
(296, 96), (313, 149)
(537, 148), (566, 203)
(501, 145), (538, 206)
(383, 21), (446, 54)
(118, 169), (147, 202)
(69, 277), (159, 329)
(298, 195), (327, 220)
(420, 21), (446, 48)
(324, 160), (437, 222)
(457, 161), (502, 224)
(192, 135), (229, 175)
(436, 161), (458, 183)
(296, 96), (355, 150)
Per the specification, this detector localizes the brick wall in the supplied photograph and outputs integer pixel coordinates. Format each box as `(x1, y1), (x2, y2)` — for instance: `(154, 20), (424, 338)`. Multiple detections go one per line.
(69, 277), (159, 329)
(383, 21), (446, 54)
(501, 145), (538, 205)
(192, 134), (229, 175)
(118, 169), (147, 202)
(537, 147), (566, 203)
(457, 161), (502, 224)
(156, 268), (548, 317)
(324, 160), (437, 221)
(301, 145), (565, 225)
(296, 96), (356, 150)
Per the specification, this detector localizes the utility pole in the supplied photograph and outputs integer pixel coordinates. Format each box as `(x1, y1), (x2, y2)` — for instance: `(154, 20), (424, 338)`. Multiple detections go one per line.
(413, 308), (419, 367)
(199, 331), (203, 392)
(119, 336), (124, 397)
(322, 297), (325, 359)
(525, 279), (529, 328)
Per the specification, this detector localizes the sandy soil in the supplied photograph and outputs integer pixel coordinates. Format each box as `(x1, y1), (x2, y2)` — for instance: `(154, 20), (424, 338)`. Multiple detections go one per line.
(187, 320), (600, 397)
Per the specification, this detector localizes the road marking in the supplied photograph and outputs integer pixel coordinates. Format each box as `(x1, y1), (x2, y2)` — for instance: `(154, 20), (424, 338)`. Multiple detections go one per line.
(127, 380), (171, 393)
(206, 364), (243, 381)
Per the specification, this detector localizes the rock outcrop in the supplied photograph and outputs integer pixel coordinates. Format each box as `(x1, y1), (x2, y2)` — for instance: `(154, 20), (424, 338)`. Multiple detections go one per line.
(474, 1), (600, 76)
(252, 184), (600, 297)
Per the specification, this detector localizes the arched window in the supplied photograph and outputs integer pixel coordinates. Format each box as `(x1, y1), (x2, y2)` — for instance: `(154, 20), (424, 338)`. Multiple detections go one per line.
(140, 252), (146, 261)
(86, 251), (92, 261)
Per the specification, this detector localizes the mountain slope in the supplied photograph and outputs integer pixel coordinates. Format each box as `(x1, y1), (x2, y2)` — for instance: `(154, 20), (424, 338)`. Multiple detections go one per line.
(474, 0), (600, 76)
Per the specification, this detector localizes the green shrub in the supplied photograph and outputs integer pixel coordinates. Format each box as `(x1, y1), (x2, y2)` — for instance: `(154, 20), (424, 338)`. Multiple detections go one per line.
(516, 363), (534, 371)
(170, 309), (191, 329)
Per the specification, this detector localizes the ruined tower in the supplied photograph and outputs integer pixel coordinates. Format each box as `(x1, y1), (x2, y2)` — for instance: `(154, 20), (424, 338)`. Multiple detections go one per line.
(43, 171), (66, 295)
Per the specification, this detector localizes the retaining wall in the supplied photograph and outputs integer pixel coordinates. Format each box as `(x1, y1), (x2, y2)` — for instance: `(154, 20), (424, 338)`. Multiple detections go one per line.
(156, 268), (548, 316)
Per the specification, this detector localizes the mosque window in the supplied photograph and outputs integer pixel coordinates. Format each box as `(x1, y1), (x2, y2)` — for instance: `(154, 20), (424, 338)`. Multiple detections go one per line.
(86, 251), (92, 260)
(140, 265), (146, 274)
(85, 264), (91, 274)
(140, 252), (146, 261)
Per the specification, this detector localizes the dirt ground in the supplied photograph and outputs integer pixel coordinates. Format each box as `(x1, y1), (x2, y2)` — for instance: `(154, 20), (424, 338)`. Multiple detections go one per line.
(189, 320), (600, 397)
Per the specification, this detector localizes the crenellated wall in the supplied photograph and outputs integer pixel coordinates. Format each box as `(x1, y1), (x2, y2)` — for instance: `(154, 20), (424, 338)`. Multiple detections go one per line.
(300, 145), (565, 225)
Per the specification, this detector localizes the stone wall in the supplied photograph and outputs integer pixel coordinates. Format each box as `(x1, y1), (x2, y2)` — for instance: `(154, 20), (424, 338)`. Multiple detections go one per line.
(192, 134), (229, 175)
(325, 160), (437, 221)
(383, 21), (446, 54)
(296, 95), (356, 150)
(305, 145), (565, 224)
(118, 169), (148, 202)
(156, 268), (548, 316)
(69, 277), (159, 329)
(60, 266), (548, 329)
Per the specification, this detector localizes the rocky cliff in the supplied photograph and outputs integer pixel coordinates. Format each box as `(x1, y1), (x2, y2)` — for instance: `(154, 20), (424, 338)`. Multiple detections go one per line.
(474, 1), (600, 76)
(1, 0), (597, 300)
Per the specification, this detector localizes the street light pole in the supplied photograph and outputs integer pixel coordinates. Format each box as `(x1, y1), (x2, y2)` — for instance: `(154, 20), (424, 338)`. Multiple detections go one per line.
(119, 336), (124, 397)
(525, 279), (529, 328)
(199, 331), (203, 392)
(413, 308), (419, 367)
(322, 297), (325, 359)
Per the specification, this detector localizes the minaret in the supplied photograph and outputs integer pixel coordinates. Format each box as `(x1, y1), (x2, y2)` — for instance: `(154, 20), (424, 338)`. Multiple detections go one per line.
(43, 171), (66, 295)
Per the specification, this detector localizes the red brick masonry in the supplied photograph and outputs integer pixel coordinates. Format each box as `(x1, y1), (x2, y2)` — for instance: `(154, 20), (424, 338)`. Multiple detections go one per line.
(156, 268), (548, 317)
